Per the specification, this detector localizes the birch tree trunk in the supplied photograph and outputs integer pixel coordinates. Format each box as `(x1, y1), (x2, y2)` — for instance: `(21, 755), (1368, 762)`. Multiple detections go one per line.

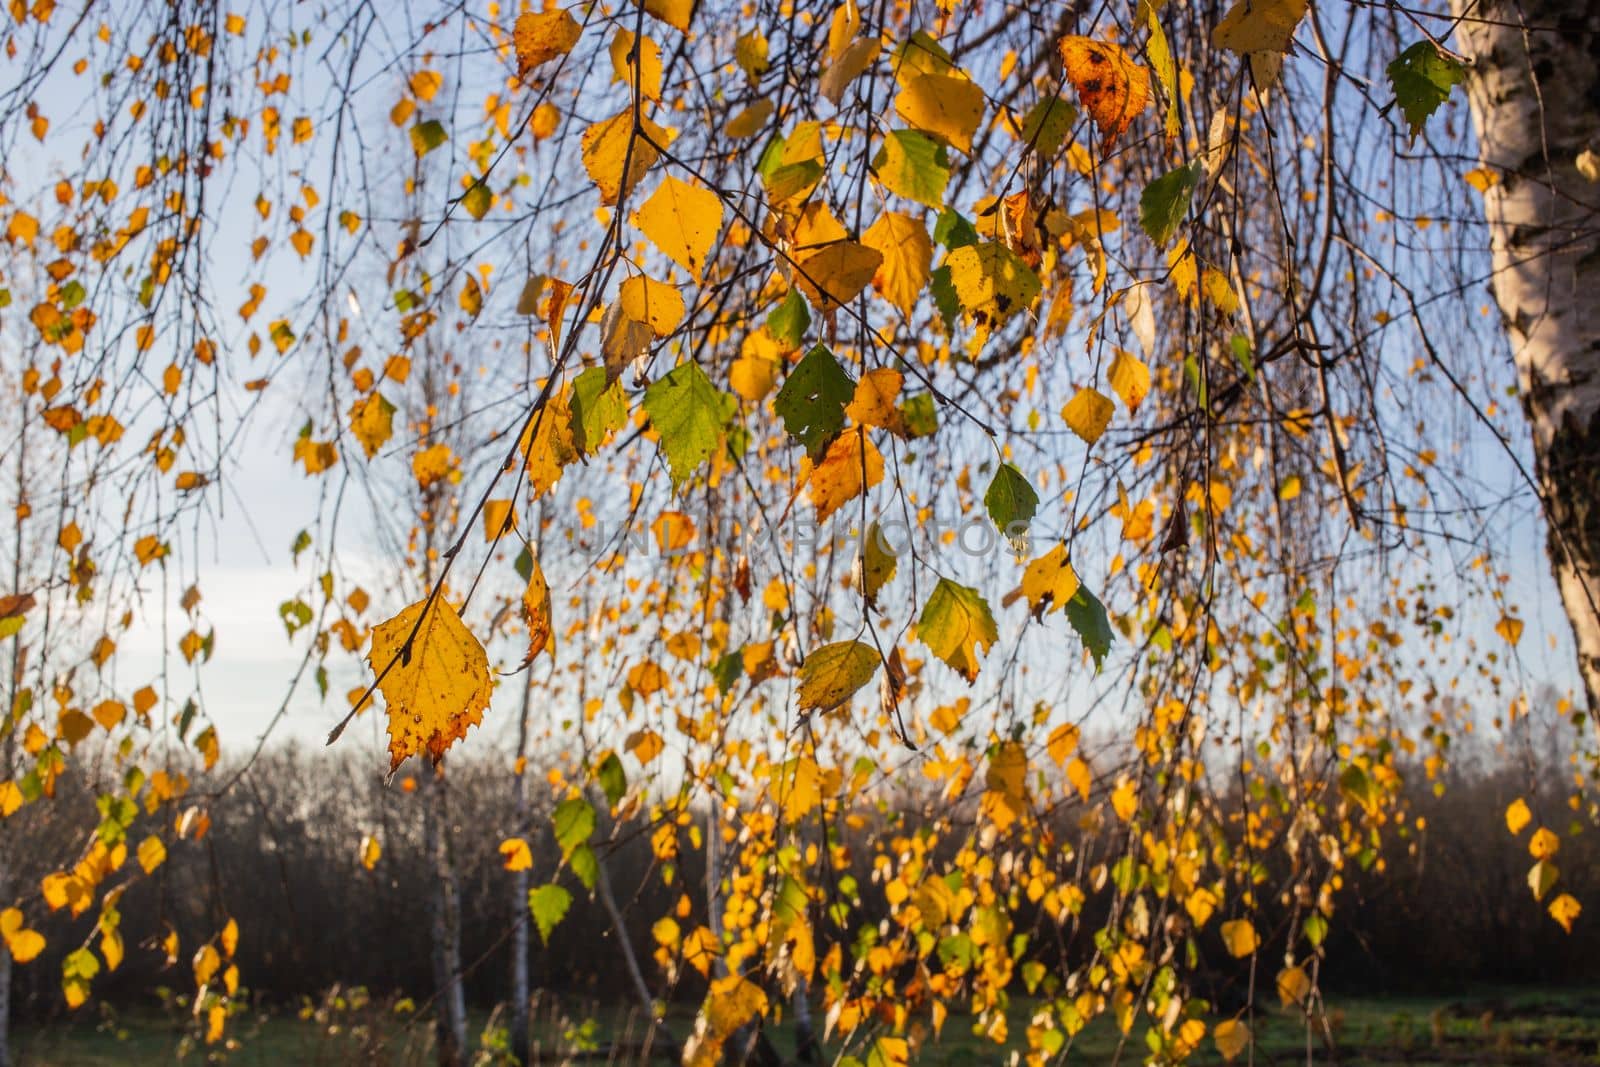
(1452, 0), (1600, 713)
(426, 768), (469, 1067)
(508, 675), (533, 1066)
(0, 884), (10, 1067)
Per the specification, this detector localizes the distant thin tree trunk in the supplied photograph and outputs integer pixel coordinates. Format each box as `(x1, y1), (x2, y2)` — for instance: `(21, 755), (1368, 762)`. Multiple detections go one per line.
(426, 768), (468, 1067)
(0, 418), (27, 1067)
(592, 834), (680, 1061)
(791, 980), (821, 1065)
(508, 673), (534, 1065)
(0, 906), (10, 1067)
(1453, 0), (1600, 714)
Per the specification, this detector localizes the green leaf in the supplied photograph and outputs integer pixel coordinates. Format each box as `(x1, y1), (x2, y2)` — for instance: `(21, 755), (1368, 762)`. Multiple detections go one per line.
(929, 265), (960, 330)
(767, 289), (810, 349)
(1139, 163), (1200, 249)
(552, 796), (596, 857)
(1018, 97), (1075, 160)
(597, 752), (627, 806)
(642, 361), (736, 489)
(1387, 42), (1464, 141)
(933, 207), (978, 250)
(918, 578), (997, 683)
(571, 366), (627, 456)
(797, 640), (880, 712)
(774, 345), (854, 458)
(1339, 763), (1380, 816)
(712, 650), (744, 694)
(872, 129), (951, 210)
(1230, 334), (1256, 382)
(1065, 586), (1113, 669)
(528, 883), (573, 945)
(899, 393), (938, 438)
(63, 948), (101, 981)
(514, 545), (534, 583)
(409, 119), (448, 157)
(984, 463), (1038, 535)
(764, 159), (825, 204)
(568, 843), (599, 890)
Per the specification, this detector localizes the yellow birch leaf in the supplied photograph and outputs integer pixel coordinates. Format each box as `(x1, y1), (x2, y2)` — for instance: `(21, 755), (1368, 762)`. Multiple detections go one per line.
(725, 99), (774, 139)
(608, 29), (663, 101)
(1505, 797), (1532, 835)
(894, 72), (984, 153)
(634, 176), (723, 281)
(1213, 0), (1308, 56)
(1548, 893), (1581, 933)
(483, 499), (516, 542)
(845, 368), (904, 430)
(804, 427), (883, 522)
(137, 835), (166, 874)
(368, 598), (493, 775)
(619, 275), (685, 337)
(1066, 757), (1092, 802)
(500, 838), (533, 871)
(1214, 1019), (1250, 1061)
(1046, 722), (1080, 766)
(1020, 543), (1080, 616)
(644, 0), (693, 32)
(349, 392), (395, 459)
(797, 640), (880, 712)
(1276, 965), (1311, 1005)
(514, 9), (581, 75)
(1220, 918), (1258, 957)
(1063, 387), (1114, 444)
(523, 557), (556, 664)
(795, 241), (882, 314)
(862, 212), (932, 317)
(1107, 349), (1150, 413)
(581, 112), (671, 206)
(360, 834), (381, 870)
(1529, 826), (1560, 859)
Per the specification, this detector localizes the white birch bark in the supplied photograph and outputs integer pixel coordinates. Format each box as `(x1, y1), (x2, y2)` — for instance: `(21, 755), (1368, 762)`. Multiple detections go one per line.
(1452, 0), (1600, 713)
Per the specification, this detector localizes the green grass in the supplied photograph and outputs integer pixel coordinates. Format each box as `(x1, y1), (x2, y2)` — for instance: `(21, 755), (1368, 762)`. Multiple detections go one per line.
(14, 986), (1600, 1064)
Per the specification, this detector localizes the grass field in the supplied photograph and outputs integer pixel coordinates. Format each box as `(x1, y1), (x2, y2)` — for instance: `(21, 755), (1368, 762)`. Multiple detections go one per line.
(14, 986), (1600, 1064)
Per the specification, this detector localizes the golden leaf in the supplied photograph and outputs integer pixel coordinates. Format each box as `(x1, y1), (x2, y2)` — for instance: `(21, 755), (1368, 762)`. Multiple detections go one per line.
(1505, 797), (1532, 835)
(1548, 892), (1581, 933)
(845, 368), (904, 430)
(1019, 544), (1080, 616)
(1062, 387), (1115, 444)
(634, 176), (724, 281)
(522, 557), (555, 664)
(804, 427), (883, 522)
(894, 72), (984, 153)
(368, 598), (493, 774)
(861, 212), (931, 317)
(618, 275), (685, 337)
(794, 240), (882, 314)
(1107, 349), (1150, 413)
(499, 837), (533, 871)
(348, 392), (395, 459)
(1220, 918), (1258, 957)
(514, 9), (581, 76)
(581, 111), (670, 206)
(1214, 1019), (1250, 1061)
